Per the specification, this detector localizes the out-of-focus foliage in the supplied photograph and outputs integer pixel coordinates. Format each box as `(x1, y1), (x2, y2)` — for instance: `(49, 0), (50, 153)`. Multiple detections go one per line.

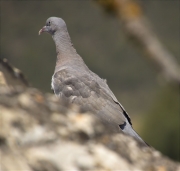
(142, 85), (179, 161)
(1, 1), (179, 161)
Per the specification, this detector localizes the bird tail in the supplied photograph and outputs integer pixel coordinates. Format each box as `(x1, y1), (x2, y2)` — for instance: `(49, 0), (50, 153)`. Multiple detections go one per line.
(124, 123), (149, 146)
(131, 128), (149, 146)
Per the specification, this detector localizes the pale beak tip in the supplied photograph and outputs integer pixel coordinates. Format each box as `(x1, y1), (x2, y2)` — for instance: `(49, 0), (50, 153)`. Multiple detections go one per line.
(38, 29), (42, 35)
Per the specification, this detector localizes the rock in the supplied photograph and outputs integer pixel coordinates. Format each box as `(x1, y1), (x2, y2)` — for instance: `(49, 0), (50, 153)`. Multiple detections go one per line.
(0, 58), (29, 89)
(0, 86), (179, 171)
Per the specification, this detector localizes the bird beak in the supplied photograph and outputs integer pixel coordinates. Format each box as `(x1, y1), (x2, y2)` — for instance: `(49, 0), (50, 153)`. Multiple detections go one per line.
(38, 26), (48, 35)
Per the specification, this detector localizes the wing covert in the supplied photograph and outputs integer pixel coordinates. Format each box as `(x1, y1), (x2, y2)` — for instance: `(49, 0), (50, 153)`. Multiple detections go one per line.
(52, 69), (128, 132)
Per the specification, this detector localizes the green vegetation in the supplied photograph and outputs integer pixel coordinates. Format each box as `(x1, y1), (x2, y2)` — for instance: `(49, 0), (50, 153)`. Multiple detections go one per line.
(142, 85), (179, 161)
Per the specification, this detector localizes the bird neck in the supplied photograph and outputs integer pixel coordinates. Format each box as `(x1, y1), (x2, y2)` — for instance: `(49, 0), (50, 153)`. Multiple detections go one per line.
(52, 28), (78, 63)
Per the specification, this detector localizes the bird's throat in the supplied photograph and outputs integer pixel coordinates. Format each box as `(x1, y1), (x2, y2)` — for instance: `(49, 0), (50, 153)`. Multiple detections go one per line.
(52, 30), (81, 72)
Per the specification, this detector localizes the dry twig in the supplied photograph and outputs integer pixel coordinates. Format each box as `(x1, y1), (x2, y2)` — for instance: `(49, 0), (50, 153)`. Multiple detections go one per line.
(95, 0), (180, 84)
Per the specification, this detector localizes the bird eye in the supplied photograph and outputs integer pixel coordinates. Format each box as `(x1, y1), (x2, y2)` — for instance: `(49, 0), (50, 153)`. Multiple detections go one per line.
(46, 21), (51, 26)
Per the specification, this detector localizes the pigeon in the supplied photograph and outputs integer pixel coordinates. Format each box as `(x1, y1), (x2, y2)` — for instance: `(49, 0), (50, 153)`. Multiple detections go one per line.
(39, 17), (148, 146)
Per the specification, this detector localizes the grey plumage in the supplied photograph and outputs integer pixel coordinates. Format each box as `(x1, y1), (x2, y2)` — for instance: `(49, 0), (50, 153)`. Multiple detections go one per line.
(39, 17), (147, 146)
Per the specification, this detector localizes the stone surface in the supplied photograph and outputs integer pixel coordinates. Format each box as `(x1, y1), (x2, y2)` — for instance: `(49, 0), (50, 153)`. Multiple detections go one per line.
(0, 87), (179, 171)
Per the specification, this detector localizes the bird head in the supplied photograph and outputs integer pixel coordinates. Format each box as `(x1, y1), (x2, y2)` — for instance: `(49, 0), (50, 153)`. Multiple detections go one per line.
(39, 17), (66, 36)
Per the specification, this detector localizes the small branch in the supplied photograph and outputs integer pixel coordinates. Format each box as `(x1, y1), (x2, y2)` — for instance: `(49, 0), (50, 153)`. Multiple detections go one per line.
(95, 0), (180, 84)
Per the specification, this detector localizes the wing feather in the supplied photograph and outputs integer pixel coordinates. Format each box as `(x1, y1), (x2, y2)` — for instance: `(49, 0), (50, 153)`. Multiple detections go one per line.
(52, 69), (129, 132)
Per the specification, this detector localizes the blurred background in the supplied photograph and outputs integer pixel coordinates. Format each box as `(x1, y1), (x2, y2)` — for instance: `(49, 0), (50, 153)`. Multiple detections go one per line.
(1, 1), (179, 161)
